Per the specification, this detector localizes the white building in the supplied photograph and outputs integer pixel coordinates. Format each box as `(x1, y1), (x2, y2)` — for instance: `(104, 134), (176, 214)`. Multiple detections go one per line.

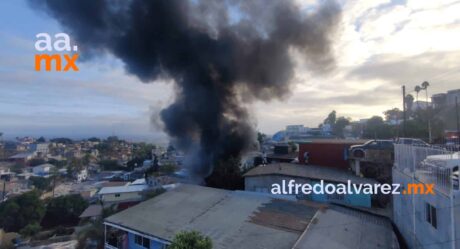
(98, 184), (149, 205)
(412, 101), (429, 111)
(32, 163), (55, 177)
(28, 143), (49, 155)
(393, 144), (460, 249)
(75, 169), (88, 182)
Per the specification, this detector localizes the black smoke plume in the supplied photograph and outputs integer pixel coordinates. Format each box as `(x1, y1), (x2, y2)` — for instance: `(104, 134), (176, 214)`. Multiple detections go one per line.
(32, 0), (341, 178)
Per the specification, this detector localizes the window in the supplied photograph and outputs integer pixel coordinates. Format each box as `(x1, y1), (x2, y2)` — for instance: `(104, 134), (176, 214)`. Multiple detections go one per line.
(453, 166), (459, 191)
(134, 234), (150, 248)
(115, 193), (120, 197)
(425, 202), (437, 229)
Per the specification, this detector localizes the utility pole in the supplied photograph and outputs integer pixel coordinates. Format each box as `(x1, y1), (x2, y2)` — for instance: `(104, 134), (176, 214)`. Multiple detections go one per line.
(2, 180), (5, 201)
(456, 96), (460, 146)
(402, 85), (406, 137)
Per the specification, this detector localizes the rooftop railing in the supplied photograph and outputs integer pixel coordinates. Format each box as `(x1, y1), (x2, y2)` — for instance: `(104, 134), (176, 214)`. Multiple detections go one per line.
(394, 144), (459, 196)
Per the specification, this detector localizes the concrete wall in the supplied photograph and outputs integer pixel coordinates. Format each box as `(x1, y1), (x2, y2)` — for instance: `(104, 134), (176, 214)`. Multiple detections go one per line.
(101, 191), (143, 203)
(393, 169), (459, 249)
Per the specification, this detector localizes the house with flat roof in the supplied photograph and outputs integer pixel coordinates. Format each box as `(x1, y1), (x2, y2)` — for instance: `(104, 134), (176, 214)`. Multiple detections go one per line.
(103, 184), (398, 249)
(393, 145), (460, 249)
(32, 163), (55, 177)
(8, 152), (35, 165)
(293, 206), (399, 249)
(104, 184), (319, 249)
(98, 184), (149, 206)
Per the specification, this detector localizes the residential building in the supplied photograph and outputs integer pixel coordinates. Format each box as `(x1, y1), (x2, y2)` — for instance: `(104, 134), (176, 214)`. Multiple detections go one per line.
(32, 163), (55, 177)
(446, 89), (460, 106)
(28, 143), (49, 155)
(79, 204), (103, 221)
(393, 144), (460, 249)
(412, 101), (429, 111)
(0, 164), (12, 180)
(98, 184), (149, 206)
(431, 89), (460, 108)
(103, 184), (398, 249)
(432, 93), (447, 108)
(243, 163), (378, 208)
(8, 152), (35, 165)
(292, 205), (399, 249)
(74, 169), (88, 182)
(272, 125), (334, 143)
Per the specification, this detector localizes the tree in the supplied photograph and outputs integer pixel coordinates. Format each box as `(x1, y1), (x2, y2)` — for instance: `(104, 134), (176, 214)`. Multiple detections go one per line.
(0, 190), (45, 232)
(323, 110), (336, 125)
(384, 108), (403, 123)
(205, 157), (244, 190)
(169, 231), (212, 249)
(257, 132), (266, 147)
(333, 117), (350, 138)
(19, 222), (41, 237)
(47, 158), (67, 168)
(127, 157), (144, 170)
(28, 158), (46, 166)
(421, 81), (430, 103)
(405, 94), (414, 114)
(37, 136), (46, 143)
(82, 153), (91, 166)
(99, 159), (123, 171)
(87, 137), (101, 142)
(133, 143), (155, 159)
(106, 136), (120, 143)
(50, 137), (73, 144)
(10, 163), (24, 174)
(29, 176), (53, 191)
(414, 85), (422, 108)
(41, 194), (89, 228)
(363, 116), (394, 139)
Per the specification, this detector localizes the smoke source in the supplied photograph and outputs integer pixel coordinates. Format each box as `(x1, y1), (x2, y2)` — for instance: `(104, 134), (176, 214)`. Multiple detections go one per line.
(32, 0), (341, 178)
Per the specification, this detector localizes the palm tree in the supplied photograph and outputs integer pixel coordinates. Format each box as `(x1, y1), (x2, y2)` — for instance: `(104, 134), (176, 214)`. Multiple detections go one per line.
(415, 85), (422, 109)
(421, 81), (431, 142)
(405, 94), (414, 112)
(421, 81), (430, 105)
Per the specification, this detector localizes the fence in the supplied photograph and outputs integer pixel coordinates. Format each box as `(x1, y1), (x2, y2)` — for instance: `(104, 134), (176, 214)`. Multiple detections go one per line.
(394, 144), (459, 196)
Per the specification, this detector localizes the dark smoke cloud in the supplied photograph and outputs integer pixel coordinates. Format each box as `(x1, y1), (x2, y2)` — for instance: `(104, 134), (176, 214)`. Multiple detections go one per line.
(31, 0), (341, 177)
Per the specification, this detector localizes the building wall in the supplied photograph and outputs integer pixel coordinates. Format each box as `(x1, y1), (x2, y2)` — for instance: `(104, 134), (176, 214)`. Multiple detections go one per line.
(393, 169), (458, 249)
(128, 232), (167, 249)
(298, 142), (361, 169)
(447, 89), (460, 106)
(101, 192), (143, 203)
(245, 175), (371, 208)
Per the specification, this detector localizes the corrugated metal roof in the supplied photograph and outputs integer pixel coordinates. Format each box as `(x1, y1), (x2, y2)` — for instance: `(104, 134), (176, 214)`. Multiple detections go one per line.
(98, 184), (148, 195)
(292, 206), (399, 249)
(243, 163), (377, 184)
(105, 184), (319, 249)
(79, 204), (102, 218)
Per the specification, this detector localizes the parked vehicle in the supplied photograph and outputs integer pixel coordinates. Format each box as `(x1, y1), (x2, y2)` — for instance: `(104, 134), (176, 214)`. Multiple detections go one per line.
(394, 138), (430, 147)
(349, 140), (394, 158)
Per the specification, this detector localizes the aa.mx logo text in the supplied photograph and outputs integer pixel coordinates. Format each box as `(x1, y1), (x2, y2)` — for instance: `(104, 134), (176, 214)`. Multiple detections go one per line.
(34, 33), (79, 72)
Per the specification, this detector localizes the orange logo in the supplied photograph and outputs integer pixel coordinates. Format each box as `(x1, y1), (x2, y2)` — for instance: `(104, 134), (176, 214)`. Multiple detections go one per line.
(34, 33), (79, 71)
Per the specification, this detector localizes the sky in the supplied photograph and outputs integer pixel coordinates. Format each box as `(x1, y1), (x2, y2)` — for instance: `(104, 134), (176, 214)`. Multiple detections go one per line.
(1, 0), (460, 141)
